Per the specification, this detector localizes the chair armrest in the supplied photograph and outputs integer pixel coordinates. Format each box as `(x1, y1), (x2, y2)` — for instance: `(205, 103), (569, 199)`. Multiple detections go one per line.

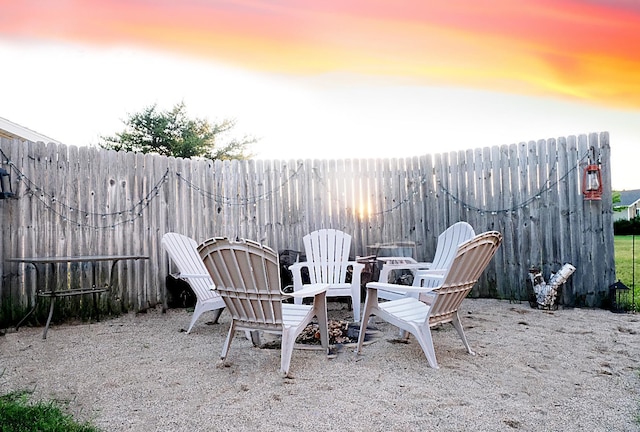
(366, 280), (442, 294)
(376, 256), (418, 264)
(413, 269), (447, 287)
(377, 261), (432, 283)
(381, 262), (433, 271)
(346, 261), (365, 288)
(414, 269), (446, 276)
(289, 262), (310, 271)
(291, 261), (364, 272)
(347, 261), (366, 272)
(288, 262), (310, 291)
(287, 283), (330, 298)
(177, 273), (211, 279)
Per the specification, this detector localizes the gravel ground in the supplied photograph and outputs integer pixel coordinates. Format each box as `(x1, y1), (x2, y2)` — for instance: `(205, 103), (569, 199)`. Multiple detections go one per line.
(1, 298), (639, 432)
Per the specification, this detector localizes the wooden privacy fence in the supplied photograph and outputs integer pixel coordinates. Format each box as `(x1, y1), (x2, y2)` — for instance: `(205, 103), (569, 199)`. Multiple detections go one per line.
(0, 132), (614, 325)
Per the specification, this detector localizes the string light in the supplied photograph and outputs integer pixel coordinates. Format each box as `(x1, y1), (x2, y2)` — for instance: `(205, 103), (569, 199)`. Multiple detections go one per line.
(0, 145), (593, 227)
(21, 171), (168, 229)
(353, 150), (589, 216)
(0, 144), (171, 228)
(437, 151), (588, 214)
(175, 162), (303, 206)
(0, 146), (305, 229)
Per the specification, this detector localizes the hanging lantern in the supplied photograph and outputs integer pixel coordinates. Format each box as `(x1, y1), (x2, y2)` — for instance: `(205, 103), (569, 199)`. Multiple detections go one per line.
(582, 147), (603, 200)
(0, 167), (14, 199)
(609, 280), (630, 313)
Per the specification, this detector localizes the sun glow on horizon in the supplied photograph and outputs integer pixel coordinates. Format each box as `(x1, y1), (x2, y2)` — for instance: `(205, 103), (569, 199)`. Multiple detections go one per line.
(2, 0), (640, 108)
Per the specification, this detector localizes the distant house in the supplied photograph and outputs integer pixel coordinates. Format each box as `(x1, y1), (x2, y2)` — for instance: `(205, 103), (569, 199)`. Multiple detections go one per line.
(0, 116), (61, 145)
(613, 189), (640, 222)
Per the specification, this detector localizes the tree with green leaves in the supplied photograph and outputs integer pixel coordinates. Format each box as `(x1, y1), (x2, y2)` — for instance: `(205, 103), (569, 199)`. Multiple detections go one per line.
(612, 191), (621, 205)
(100, 102), (256, 160)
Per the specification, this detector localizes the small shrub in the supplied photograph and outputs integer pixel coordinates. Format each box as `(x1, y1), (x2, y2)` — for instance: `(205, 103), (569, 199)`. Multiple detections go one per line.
(614, 217), (640, 236)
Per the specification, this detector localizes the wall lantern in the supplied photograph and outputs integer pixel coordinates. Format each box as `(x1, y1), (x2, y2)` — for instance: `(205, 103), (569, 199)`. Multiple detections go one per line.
(0, 167), (14, 199)
(582, 146), (603, 200)
(609, 280), (630, 313)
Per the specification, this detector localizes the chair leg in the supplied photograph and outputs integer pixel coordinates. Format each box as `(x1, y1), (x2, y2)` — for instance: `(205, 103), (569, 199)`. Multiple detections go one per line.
(412, 326), (439, 369)
(356, 290), (376, 354)
(187, 303), (225, 334)
(186, 300), (206, 334)
(451, 312), (475, 355)
(351, 286), (361, 323)
(210, 307), (224, 324)
(314, 292), (329, 351)
(249, 330), (262, 346)
(280, 328), (298, 377)
(220, 321), (236, 361)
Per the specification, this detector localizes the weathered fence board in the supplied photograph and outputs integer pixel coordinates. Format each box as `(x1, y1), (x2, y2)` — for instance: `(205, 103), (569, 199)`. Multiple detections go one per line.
(0, 132), (615, 325)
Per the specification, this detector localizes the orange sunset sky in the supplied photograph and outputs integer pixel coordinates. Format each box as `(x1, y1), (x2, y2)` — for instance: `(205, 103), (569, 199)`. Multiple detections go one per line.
(1, 0), (639, 189)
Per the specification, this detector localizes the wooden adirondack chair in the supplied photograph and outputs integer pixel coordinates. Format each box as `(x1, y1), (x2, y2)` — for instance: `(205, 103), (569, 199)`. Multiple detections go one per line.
(289, 229), (365, 322)
(161, 232), (226, 334)
(357, 231), (502, 368)
(377, 222), (476, 301)
(198, 237), (330, 377)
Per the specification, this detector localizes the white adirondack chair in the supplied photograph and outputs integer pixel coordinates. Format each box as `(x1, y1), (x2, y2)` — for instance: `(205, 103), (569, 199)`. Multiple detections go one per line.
(198, 237), (329, 377)
(357, 231), (502, 368)
(161, 233), (226, 334)
(377, 222), (476, 301)
(289, 229), (365, 322)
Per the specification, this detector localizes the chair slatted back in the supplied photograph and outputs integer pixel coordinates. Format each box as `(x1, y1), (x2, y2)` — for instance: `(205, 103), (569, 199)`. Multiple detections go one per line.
(161, 232), (215, 300)
(198, 237), (285, 328)
(417, 222), (476, 291)
(303, 229), (351, 285)
(429, 231), (502, 324)
(430, 222), (476, 270)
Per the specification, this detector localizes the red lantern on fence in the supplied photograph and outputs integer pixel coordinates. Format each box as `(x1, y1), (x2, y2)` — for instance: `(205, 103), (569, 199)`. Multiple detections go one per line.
(582, 147), (603, 201)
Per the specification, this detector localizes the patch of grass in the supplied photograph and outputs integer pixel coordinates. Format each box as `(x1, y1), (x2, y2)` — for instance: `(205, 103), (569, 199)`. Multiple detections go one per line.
(614, 235), (639, 311)
(0, 390), (102, 432)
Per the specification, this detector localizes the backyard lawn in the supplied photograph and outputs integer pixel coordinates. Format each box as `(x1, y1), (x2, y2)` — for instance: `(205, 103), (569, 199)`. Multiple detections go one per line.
(614, 235), (639, 310)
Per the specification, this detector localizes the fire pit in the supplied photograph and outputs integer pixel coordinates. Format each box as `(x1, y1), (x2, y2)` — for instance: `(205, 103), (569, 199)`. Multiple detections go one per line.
(257, 319), (381, 352)
(295, 319), (380, 347)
